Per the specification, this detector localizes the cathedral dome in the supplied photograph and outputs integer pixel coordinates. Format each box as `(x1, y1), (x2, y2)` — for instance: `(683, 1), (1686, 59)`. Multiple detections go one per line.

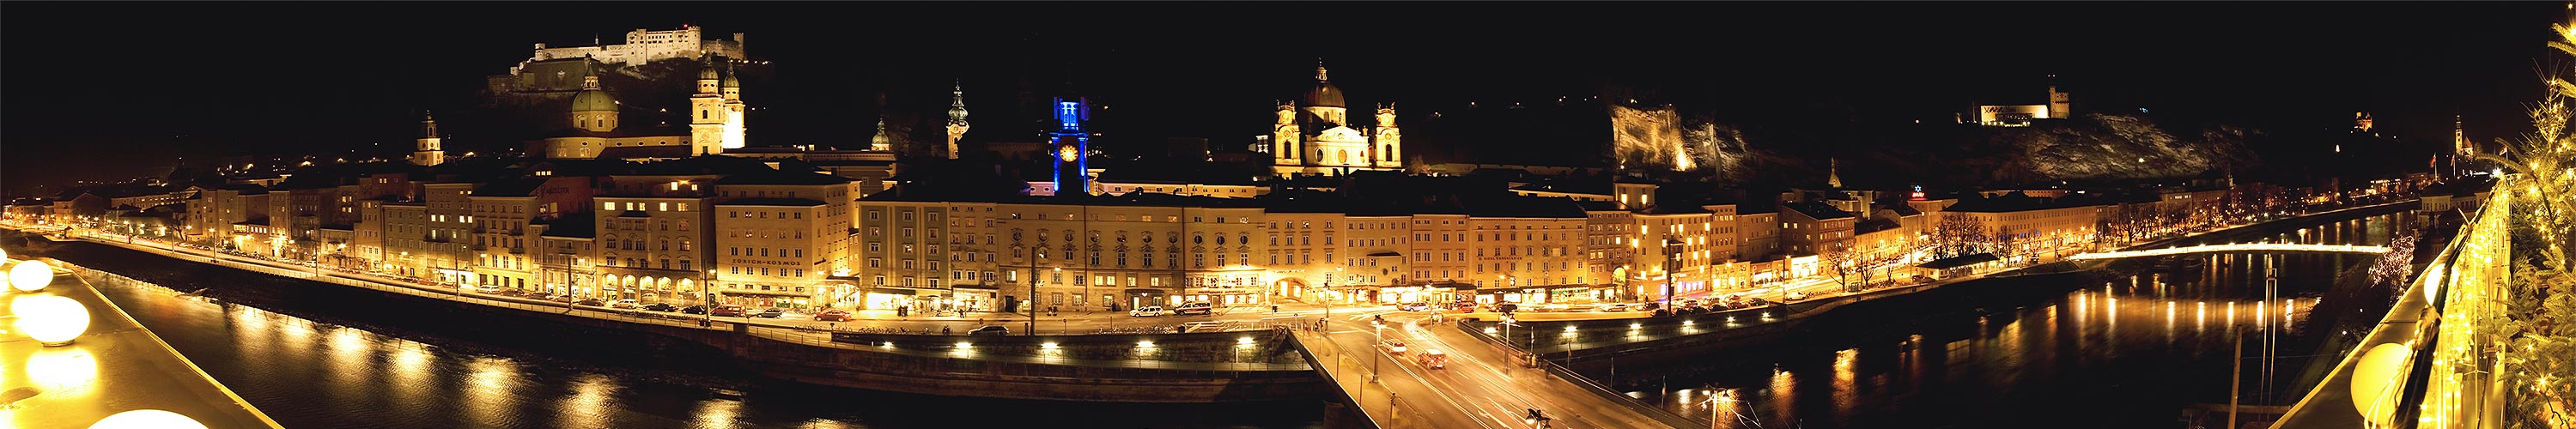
(699, 63), (720, 81)
(1305, 82), (1345, 108)
(570, 88), (617, 112)
(1304, 62), (1345, 108)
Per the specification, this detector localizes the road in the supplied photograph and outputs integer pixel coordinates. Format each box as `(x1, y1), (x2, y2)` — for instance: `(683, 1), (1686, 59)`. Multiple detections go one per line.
(1298, 309), (1675, 429)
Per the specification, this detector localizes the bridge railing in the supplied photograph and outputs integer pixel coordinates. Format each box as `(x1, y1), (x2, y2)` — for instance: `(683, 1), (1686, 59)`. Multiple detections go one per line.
(2272, 185), (2507, 429)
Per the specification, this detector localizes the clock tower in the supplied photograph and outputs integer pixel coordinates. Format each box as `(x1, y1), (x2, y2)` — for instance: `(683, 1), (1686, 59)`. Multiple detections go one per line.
(1049, 94), (1091, 195)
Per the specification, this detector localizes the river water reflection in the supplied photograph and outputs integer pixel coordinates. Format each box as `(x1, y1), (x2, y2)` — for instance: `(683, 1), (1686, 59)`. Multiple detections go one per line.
(76, 266), (1318, 428)
(1623, 213), (2413, 428)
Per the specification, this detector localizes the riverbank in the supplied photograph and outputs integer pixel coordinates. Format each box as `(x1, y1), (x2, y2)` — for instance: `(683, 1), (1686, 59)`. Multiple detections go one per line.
(12, 232), (1329, 402)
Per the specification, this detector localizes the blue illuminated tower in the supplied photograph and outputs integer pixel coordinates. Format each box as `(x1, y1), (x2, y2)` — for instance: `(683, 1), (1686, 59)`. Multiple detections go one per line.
(1049, 94), (1091, 194)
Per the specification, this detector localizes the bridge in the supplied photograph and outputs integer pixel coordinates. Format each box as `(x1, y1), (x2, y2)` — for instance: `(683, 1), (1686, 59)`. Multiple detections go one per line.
(2065, 243), (2391, 261)
(1284, 312), (1687, 428)
(2273, 184), (2512, 429)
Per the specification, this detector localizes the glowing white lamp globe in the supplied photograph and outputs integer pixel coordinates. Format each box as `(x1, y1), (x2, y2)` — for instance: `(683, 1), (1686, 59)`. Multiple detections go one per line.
(14, 294), (89, 346)
(2349, 343), (2413, 428)
(88, 409), (209, 429)
(9, 259), (53, 292)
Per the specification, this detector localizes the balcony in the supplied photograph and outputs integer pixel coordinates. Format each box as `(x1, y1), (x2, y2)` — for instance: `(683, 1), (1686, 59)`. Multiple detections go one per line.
(508, 246), (526, 254)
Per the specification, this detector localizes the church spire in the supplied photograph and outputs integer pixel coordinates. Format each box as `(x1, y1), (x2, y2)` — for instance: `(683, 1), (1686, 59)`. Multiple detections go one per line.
(948, 80), (970, 126)
(945, 79), (971, 160)
(1315, 57), (1329, 82)
(1827, 158), (1844, 188)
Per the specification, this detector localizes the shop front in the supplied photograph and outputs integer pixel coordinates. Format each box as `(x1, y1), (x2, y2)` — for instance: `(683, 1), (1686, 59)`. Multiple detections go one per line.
(1123, 288), (1170, 309)
(862, 286), (945, 313)
(1182, 285), (1260, 306)
(951, 285), (999, 313)
(724, 289), (813, 311)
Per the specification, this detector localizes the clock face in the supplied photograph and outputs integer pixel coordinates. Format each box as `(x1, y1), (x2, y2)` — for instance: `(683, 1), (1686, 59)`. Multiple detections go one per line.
(1057, 144), (1080, 162)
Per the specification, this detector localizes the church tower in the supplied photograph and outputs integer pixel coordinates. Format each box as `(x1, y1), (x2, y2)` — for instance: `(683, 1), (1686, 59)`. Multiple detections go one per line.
(1272, 100), (1302, 166)
(870, 116), (892, 152)
(410, 112), (445, 166)
(2454, 114), (2473, 177)
(718, 61), (747, 149)
(1050, 92), (1093, 194)
(945, 80), (970, 160)
(1372, 104), (1402, 170)
(568, 60), (619, 133)
(689, 57), (726, 155)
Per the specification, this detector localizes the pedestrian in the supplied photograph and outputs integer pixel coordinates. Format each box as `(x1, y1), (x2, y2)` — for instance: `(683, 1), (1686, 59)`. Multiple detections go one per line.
(943, 325), (952, 335)
(1271, 305), (1279, 313)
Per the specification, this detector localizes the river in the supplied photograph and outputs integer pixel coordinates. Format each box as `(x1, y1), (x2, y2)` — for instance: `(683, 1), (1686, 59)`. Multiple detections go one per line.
(26, 235), (1321, 429)
(1616, 211), (2420, 428)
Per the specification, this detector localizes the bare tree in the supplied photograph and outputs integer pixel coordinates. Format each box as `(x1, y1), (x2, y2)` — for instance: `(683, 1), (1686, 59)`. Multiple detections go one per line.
(1935, 213), (1985, 258)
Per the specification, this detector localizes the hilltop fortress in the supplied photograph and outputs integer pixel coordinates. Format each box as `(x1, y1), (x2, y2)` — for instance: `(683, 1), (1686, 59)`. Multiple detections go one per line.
(516, 25), (744, 71)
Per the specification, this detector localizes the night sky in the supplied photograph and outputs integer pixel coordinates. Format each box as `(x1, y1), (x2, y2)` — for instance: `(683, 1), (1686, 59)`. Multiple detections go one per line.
(3, 2), (2561, 196)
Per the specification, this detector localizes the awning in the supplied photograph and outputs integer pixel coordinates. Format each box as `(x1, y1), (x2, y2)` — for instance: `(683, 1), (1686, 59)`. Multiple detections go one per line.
(1366, 251), (1402, 257)
(1917, 253), (2001, 269)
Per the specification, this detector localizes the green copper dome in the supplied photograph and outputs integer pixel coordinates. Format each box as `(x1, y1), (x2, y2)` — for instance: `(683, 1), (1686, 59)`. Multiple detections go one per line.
(570, 88), (617, 112)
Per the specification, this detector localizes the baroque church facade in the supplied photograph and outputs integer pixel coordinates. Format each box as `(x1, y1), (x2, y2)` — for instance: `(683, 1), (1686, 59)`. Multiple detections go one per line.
(1269, 62), (1401, 177)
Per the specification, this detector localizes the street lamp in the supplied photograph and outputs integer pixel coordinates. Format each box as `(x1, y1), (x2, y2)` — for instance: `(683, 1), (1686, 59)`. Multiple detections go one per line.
(1370, 319), (1384, 383)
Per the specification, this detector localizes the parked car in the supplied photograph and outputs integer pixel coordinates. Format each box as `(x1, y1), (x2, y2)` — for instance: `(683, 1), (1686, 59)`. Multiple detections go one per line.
(1398, 302), (1431, 311)
(1171, 301), (1214, 316)
(1785, 291), (1807, 300)
(1494, 303), (1519, 314)
(814, 309), (855, 321)
(1596, 303), (1633, 312)
(475, 285), (503, 294)
(752, 308), (784, 318)
(574, 298), (605, 307)
(679, 305), (708, 315)
(968, 325), (1009, 336)
(1379, 339), (1408, 354)
(1129, 305), (1166, 317)
(611, 299), (641, 309)
(643, 303), (677, 312)
(711, 305), (746, 317)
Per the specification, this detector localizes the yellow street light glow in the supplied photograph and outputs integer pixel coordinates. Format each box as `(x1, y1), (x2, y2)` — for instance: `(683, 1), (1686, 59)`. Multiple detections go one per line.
(15, 294), (90, 345)
(1137, 340), (1157, 348)
(87, 409), (210, 429)
(1236, 336), (1254, 345)
(954, 341), (972, 349)
(9, 260), (54, 292)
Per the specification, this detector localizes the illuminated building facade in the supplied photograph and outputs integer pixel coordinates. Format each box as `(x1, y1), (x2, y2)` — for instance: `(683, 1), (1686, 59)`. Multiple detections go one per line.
(1270, 62), (1403, 177)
